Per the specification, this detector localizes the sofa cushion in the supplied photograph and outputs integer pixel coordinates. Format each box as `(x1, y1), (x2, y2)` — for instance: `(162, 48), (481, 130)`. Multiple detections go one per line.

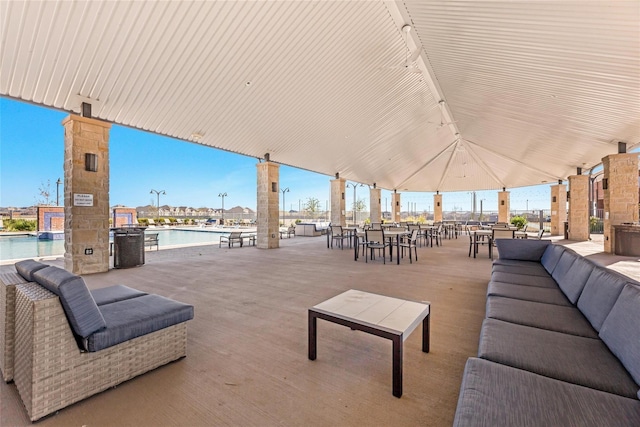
(490, 271), (558, 288)
(487, 281), (572, 306)
(577, 267), (629, 331)
(494, 238), (551, 262)
(478, 318), (639, 398)
(599, 284), (640, 395)
(87, 294), (194, 352)
(551, 251), (578, 287)
(14, 259), (48, 282)
(453, 358), (640, 427)
(32, 266), (106, 338)
(491, 262), (550, 277)
(540, 244), (566, 274)
(485, 296), (598, 338)
(556, 256), (595, 304)
(90, 285), (148, 306)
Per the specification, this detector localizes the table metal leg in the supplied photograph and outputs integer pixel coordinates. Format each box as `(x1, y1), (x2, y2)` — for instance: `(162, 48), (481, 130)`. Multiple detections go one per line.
(392, 336), (403, 397)
(422, 312), (430, 353)
(308, 311), (317, 360)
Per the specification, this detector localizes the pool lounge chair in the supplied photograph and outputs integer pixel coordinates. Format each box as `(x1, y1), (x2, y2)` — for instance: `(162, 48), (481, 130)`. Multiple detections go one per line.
(220, 231), (244, 247)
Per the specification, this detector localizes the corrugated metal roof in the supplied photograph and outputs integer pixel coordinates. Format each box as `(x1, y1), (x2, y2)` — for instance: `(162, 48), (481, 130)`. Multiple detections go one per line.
(1, 1), (638, 192)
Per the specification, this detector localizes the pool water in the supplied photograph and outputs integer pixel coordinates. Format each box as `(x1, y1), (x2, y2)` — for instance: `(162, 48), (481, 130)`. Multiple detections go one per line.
(0, 228), (236, 262)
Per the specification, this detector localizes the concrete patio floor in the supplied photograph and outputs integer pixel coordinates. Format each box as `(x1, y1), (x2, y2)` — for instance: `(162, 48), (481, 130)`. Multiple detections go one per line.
(1, 233), (638, 426)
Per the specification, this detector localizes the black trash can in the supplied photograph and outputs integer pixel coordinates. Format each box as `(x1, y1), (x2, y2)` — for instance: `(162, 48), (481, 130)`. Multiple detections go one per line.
(113, 228), (145, 268)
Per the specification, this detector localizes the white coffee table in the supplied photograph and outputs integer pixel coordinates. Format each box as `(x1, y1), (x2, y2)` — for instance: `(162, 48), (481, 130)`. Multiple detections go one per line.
(308, 289), (430, 397)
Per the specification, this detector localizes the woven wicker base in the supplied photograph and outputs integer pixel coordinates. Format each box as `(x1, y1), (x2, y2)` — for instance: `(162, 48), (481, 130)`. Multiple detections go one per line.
(0, 272), (29, 382)
(14, 283), (189, 421)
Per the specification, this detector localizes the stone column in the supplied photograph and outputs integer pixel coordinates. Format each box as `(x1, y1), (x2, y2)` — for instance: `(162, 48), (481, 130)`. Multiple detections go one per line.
(498, 190), (510, 223)
(602, 153), (639, 253)
(330, 178), (346, 226)
(434, 193), (443, 222)
(62, 115), (111, 274)
(550, 183), (567, 236)
(369, 187), (381, 223)
(568, 175), (590, 241)
(392, 191), (401, 222)
(256, 161), (280, 249)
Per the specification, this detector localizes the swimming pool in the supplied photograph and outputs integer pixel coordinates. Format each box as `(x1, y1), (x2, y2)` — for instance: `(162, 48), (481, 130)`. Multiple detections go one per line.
(0, 228), (243, 262)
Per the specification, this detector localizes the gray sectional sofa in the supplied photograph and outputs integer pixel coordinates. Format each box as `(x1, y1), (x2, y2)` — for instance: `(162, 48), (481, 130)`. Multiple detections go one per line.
(3, 259), (194, 421)
(453, 239), (640, 426)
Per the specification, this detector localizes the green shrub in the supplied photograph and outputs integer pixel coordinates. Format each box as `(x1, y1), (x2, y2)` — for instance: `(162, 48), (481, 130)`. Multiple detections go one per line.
(5, 219), (37, 231)
(510, 215), (527, 230)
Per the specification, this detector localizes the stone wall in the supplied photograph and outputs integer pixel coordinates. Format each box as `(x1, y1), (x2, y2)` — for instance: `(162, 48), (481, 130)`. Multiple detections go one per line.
(498, 191), (510, 223)
(434, 194), (443, 222)
(550, 184), (567, 236)
(62, 115), (111, 274)
(256, 162), (279, 249)
(603, 153), (639, 253)
(568, 175), (590, 241)
(330, 178), (346, 226)
(369, 188), (381, 223)
(392, 192), (401, 223)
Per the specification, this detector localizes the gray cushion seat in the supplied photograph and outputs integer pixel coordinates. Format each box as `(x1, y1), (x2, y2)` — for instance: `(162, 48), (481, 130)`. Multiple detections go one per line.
(490, 271), (558, 288)
(453, 358), (640, 427)
(90, 285), (148, 306)
(86, 294), (194, 352)
(491, 262), (550, 277)
(478, 318), (639, 398)
(487, 281), (573, 306)
(485, 296), (598, 338)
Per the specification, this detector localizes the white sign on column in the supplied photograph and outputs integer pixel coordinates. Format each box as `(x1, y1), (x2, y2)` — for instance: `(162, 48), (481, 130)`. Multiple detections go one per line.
(73, 193), (94, 207)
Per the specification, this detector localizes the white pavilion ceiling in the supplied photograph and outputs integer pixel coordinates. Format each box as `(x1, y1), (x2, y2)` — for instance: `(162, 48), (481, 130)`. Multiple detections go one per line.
(1, 0), (638, 192)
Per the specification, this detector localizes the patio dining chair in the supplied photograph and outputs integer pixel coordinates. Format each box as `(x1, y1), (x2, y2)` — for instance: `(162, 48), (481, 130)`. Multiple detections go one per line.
(330, 225), (349, 249)
(399, 229), (419, 263)
(431, 224), (444, 247)
(365, 229), (388, 264)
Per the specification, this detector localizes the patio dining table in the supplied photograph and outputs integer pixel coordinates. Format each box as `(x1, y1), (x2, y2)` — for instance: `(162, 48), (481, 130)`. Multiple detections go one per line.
(352, 229), (408, 265)
(384, 230), (410, 265)
(343, 226), (360, 249)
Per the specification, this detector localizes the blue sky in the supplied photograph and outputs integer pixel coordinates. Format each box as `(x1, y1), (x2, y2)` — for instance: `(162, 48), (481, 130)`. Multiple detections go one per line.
(1, 97), (552, 213)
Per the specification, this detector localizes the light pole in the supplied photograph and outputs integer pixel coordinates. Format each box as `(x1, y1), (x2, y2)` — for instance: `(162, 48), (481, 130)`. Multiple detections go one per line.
(56, 178), (62, 206)
(150, 189), (165, 216)
(346, 183), (364, 224)
(280, 187), (289, 226)
(218, 192), (227, 224)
